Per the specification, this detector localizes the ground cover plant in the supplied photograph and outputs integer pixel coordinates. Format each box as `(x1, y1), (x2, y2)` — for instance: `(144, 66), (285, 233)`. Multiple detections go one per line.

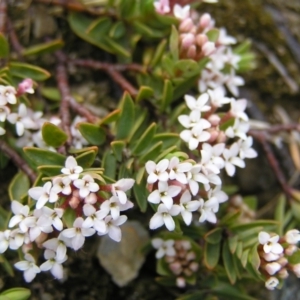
(1, 0), (300, 299)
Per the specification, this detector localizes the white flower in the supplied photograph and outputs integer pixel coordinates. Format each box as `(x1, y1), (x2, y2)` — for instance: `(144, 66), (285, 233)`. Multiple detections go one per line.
(7, 103), (37, 136)
(148, 181), (181, 209)
(8, 229), (28, 250)
(178, 110), (211, 129)
(43, 237), (67, 261)
(199, 198), (219, 223)
(208, 186), (228, 203)
(52, 176), (72, 195)
(61, 217), (95, 251)
(0, 230), (11, 253)
(98, 215), (127, 242)
(0, 105), (10, 122)
(0, 85), (16, 105)
(154, 0), (170, 14)
(200, 143), (225, 173)
(225, 119), (250, 140)
(40, 249), (67, 279)
(230, 98), (248, 121)
(207, 87), (230, 108)
(225, 71), (245, 97)
(28, 181), (58, 209)
(38, 207), (64, 231)
(111, 178), (135, 204)
(73, 174), (99, 198)
(0, 126), (5, 135)
(223, 143), (245, 176)
(184, 94), (211, 112)
(173, 4), (190, 20)
(217, 28), (236, 45)
(82, 204), (107, 233)
(186, 165), (208, 196)
(8, 201), (30, 229)
(265, 277), (279, 290)
(149, 203), (181, 231)
(238, 136), (257, 159)
(61, 156), (83, 180)
(151, 238), (176, 259)
(145, 159), (169, 183)
(258, 231), (283, 255)
(285, 229), (300, 244)
(292, 263), (300, 277)
(179, 190), (201, 225)
(70, 116), (89, 149)
(168, 157), (192, 184)
(180, 123), (211, 150)
(14, 253), (40, 282)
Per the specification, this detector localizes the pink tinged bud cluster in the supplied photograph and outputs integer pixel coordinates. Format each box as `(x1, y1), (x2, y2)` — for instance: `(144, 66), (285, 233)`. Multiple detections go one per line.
(146, 156), (228, 230)
(258, 230), (300, 290)
(3, 156), (135, 282)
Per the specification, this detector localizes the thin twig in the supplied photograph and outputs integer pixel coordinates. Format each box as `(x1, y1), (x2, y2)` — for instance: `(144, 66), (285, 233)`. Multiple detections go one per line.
(0, 0), (7, 33)
(106, 68), (138, 96)
(7, 18), (24, 58)
(55, 51), (72, 150)
(250, 131), (293, 198)
(71, 59), (147, 73)
(250, 124), (300, 135)
(68, 97), (99, 124)
(0, 140), (37, 183)
(33, 0), (116, 16)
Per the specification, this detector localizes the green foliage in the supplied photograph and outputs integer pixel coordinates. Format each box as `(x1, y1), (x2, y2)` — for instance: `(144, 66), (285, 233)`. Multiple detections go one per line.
(21, 39), (64, 56)
(0, 288), (31, 300)
(0, 34), (9, 58)
(8, 62), (51, 81)
(42, 122), (68, 148)
(8, 172), (30, 202)
(77, 123), (106, 146)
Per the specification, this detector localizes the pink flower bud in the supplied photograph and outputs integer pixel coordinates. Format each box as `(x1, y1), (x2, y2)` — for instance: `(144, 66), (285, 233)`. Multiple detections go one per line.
(186, 45), (197, 59)
(186, 251), (196, 261)
(179, 18), (194, 32)
(176, 277), (186, 288)
(208, 114), (220, 126)
(285, 244), (298, 256)
(196, 34), (208, 47)
(199, 13), (212, 28)
(17, 78), (34, 95)
(181, 33), (195, 50)
(265, 262), (281, 275)
(189, 261), (199, 272)
(169, 261), (182, 275)
(207, 129), (219, 143)
(278, 268), (289, 279)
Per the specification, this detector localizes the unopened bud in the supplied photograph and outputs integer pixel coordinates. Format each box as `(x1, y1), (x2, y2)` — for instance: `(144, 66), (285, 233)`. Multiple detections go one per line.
(199, 13), (212, 28)
(278, 268), (289, 279)
(196, 34), (208, 47)
(186, 251), (196, 261)
(208, 114), (220, 126)
(17, 78), (34, 95)
(189, 261), (199, 272)
(186, 45), (197, 59)
(176, 277), (186, 288)
(265, 262), (281, 275)
(216, 131), (227, 143)
(179, 18), (194, 32)
(207, 129), (219, 143)
(285, 244), (298, 256)
(169, 261), (182, 275)
(285, 229), (300, 244)
(181, 33), (195, 50)
(202, 41), (216, 56)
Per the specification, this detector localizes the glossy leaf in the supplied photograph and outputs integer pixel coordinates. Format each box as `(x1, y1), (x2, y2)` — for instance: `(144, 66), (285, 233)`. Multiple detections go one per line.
(228, 235), (238, 254)
(104, 37), (131, 58)
(111, 140), (125, 162)
(133, 182), (148, 212)
(206, 29), (219, 42)
(87, 17), (112, 35)
(77, 122), (106, 146)
(24, 147), (66, 166)
(41, 87), (61, 101)
(76, 149), (97, 168)
(0, 206), (11, 231)
(37, 165), (63, 177)
(127, 110), (147, 142)
(275, 194), (285, 236)
(109, 21), (126, 39)
(0, 33), (9, 58)
(150, 39), (167, 67)
(102, 150), (117, 179)
(98, 109), (120, 125)
(8, 172), (30, 202)
(0, 254), (14, 276)
(213, 283), (257, 300)
(170, 25), (179, 61)
(42, 122), (68, 148)
(133, 21), (164, 38)
(22, 39), (64, 56)
(160, 79), (173, 111)
(63, 207), (76, 228)
(152, 133), (180, 148)
(155, 146), (178, 162)
(223, 240), (236, 284)
(136, 86), (154, 102)
(204, 227), (222, 244)
(204, 241), (220, 269)
(9, 62), (51, 81)
(174, 59), (199, 77)
(132, 122), (157, 155)
(116, 92), (135, 140)
(0, 287), (31, 300)
(230, 220), (278, 232)
(139, 141), (163, 163)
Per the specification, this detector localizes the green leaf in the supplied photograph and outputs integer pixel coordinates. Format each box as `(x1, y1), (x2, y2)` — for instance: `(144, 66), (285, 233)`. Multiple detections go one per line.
(172, 74), (199, 101)
(204, 241), (220, 269)
(152, 133), (180, 148)
(104, 37), (131, 58)
(162, 55), (174, 76)
(8, 172), (30, 202)
(0, 33), (9, 58)
(116, 92), (135, 140)
(0, 206), (11, 231)
(230, 220), (279, 232)
(228, 235), (238, 254)
(111, 140), (125, 162)
(204, 227), (222, 244)
(135, 166), (145, 185)
(136, 86), (154, 102)
(275, 194), (286, 236)
(222, 240), (236, 284)
(160, 79), (173, 111)
(156, 257), (173, 277)
(177, 291), (207, 300)
(139, 141), (163, 163)
(42, 122), (68, 148)
(77, 122), (106, 146)
(24, 147), (66, 166)
(109, 21), (126, 39)
(155, 145), (178, 162)
(0, 287), (31, 300)
(102, 150), (117, 179)
(86, 16), (112, 35)
(22, 39), (64, 56)
(150, 39), (167, 67)
(127, 110), (147, 143)
(206, 29), (219, 42)
(133, 182), (148, 212)
(241, 249), (249, 268)
(170, 25), (179, 61)
(0, 151), (9, 169)
(63, 207), (76, 228)
(133, 21), (164, 38)
(248, 244), (260, 275)
(41, 87), (61, 101)
(174, 59), (199, 77)
(76, 149), (97, 168)
(9, 62), (51, 81)
(233, 40), (252, 55)
(132, 123), (157, 155)
(37, 165), (62, 177)
(98, 109), (120, 125)
(213, 282), (257, 300)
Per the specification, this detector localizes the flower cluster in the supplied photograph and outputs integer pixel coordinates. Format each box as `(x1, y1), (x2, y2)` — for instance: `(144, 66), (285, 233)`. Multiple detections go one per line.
(152, 238), (199, 288)
(258, 230), (300, 290)
(0, 81), (88, 151)
(0, 156), (135, 282)
(179, 90), (257, 176)
(146, 156), (228, 230)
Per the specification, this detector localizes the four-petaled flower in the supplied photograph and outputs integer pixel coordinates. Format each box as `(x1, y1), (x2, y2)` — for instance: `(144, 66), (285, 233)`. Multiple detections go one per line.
(14, 253), (40, 283)
(258, 231), (283, 255)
